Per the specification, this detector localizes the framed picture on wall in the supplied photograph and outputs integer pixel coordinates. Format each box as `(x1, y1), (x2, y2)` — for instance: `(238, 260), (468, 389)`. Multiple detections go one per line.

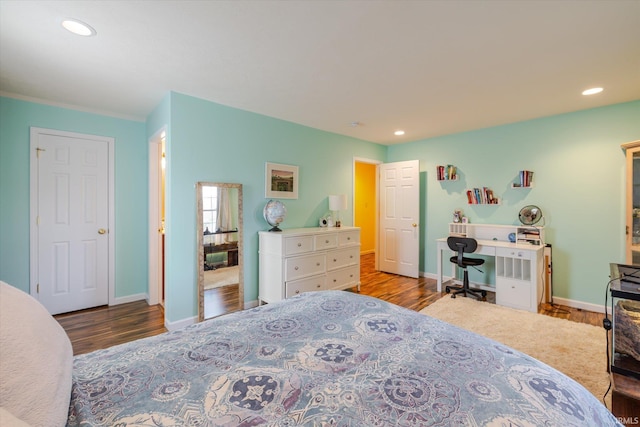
(265, 162), (299, 199)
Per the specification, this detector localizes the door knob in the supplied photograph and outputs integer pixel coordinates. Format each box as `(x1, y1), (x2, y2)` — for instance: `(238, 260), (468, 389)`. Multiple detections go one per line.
(412, 223), (418, 227)
(98, 228), (107, 235)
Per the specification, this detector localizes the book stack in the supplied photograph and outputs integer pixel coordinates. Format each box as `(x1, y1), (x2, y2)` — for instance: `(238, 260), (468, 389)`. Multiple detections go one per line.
(437, 165), (457, 181)
(513, 170), (534, 187)
(466, 187), (499, 204)
(517, 228), (541, 245)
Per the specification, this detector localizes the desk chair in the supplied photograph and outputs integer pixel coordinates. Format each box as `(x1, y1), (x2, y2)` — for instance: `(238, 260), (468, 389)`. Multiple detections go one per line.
(445, 236), (487, 300)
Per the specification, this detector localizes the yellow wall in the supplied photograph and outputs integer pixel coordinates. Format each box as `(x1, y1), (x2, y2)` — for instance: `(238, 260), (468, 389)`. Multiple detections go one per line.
(355, 162), (376, 254)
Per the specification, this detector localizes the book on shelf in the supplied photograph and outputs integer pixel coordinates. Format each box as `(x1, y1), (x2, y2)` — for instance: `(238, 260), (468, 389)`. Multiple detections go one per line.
(437, 165), (457, 180)
(466, 187), (499, 204)
(515, 170), (534, 187)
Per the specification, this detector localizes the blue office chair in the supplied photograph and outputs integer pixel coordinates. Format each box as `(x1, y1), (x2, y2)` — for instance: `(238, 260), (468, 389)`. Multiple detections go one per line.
(445, 236), (487, 300)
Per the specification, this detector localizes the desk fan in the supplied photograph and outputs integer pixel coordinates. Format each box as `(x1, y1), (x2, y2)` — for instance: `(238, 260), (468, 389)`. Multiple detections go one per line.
(518, 205), (543, 225)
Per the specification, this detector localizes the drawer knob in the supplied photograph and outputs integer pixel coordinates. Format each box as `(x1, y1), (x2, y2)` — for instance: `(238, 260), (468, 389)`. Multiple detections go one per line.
(295, 290), (300, 294)
(316, 284), (321, 288)
(333, 258), (337, 262)
(350, 274), (353, 278)
(295, 266), (299, 270)
(347, 237), (351, 240)
(325, 239), (329, 243)
(298, 243), (302, 247)
(316, 262), (320, 266)
(333, 279), (337, 282)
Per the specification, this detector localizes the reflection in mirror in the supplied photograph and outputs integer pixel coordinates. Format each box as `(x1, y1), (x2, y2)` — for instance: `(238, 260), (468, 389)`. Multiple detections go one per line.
(197, 182), (243, 321)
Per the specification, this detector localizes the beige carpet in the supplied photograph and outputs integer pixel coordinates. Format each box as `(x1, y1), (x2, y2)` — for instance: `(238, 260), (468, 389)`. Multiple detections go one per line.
(204, 265), (239, 290)
(420, 296), (610, 405)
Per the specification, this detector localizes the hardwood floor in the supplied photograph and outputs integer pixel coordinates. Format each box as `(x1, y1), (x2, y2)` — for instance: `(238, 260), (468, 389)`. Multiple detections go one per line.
(56, 253), (605, 355)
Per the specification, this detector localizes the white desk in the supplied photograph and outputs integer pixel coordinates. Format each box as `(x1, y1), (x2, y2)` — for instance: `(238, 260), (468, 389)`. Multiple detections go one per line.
(436, 237), (545, 312)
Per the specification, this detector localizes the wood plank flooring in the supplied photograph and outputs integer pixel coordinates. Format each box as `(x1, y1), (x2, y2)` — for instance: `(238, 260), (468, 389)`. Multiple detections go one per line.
(56, 253), (604, 355)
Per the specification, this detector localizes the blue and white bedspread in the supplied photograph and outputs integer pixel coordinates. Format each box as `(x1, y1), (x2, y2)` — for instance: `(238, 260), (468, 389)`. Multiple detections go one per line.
(68, 291), (620, 426)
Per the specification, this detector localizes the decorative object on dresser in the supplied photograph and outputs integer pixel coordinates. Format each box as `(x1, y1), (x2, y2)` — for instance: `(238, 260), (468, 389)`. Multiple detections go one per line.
(328, 194), (347, 227)
(263, 199), (287, 232)
(265, 162), (298, 199)
(258, 227), (360, 304)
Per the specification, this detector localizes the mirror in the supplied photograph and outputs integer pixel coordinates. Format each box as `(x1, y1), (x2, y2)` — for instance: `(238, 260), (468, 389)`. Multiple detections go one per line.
(197, 182), (243, 321)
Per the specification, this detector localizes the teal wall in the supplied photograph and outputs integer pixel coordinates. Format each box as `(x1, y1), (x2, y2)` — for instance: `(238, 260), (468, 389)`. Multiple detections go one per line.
(163, 92), (386, 322)
(0, 97), (148, 298)
(387, 100), (640, 306)
(1, 93), (637, 323)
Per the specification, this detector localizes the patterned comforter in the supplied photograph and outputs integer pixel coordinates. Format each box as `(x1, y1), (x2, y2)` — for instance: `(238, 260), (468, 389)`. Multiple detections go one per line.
(67, 291), (620, 426)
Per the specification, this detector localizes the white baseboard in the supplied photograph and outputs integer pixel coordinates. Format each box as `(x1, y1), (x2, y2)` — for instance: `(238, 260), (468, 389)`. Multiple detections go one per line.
(244, 299), (259, 309)
(111, 293), (147, 306)
(550, 296), (608, 314)
(165, 316), (197, 331)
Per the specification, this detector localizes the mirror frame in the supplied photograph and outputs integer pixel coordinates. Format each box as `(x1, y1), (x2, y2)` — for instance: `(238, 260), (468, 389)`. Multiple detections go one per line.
(196, 182), (243, 321)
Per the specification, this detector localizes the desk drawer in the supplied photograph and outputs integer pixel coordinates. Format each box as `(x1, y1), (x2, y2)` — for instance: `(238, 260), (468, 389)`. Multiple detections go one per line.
(496, 278), (533, 311)
(285, 253), (325, 281)
(285, 236), (314, 255)
(496, 247), (532, 260)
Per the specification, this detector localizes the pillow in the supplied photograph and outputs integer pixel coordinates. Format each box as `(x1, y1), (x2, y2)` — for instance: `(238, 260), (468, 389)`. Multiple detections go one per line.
(0, 282), (73, 427)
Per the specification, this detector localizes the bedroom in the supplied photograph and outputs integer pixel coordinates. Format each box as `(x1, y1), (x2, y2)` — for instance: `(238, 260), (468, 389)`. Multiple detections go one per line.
(0, 1), (639, 424)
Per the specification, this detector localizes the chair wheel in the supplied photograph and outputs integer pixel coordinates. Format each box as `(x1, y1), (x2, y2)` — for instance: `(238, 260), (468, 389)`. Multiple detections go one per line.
(481, 291), (487, 297)
(445, 287), (451, 294)
(451, 294), (456, 298)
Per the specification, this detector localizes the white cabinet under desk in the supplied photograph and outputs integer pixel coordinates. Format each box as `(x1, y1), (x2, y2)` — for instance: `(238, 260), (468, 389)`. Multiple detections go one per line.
(259, 227), (360, 304)
(436, 224), (546, 312)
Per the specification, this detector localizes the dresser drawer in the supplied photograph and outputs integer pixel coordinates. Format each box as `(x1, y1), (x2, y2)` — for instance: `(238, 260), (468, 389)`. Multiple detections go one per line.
(314, 233), (338, 250)
(326, 265), (359, 290)
(286, 276), (325, 298)
(326, 247), (360, 271)
(284, 235), (314, 256)
(496, 247), (532, 260)
(339, 230), (360, 246)
(285, 253), (326, 281)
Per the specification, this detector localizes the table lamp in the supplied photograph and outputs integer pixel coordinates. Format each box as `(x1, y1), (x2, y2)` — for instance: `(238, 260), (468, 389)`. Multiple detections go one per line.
(329, 194), (347, 227)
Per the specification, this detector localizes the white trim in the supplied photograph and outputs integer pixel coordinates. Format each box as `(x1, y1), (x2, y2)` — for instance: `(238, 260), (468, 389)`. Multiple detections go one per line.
(353, 157), (382, 270)
(1, 91), (144, 122)
(112, 293), (148, 305)
(165, 316), (197, 331)
(551, 296), (607, 314)
(148, 126), (166, 307)
(29, 127), (115, 307)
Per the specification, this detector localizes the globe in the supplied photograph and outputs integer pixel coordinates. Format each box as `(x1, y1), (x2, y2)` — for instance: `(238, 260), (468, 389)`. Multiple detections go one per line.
(263, 200), (287, 232)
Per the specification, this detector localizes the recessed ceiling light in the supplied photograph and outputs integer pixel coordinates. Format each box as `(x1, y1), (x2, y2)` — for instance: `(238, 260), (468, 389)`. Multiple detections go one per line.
(62, 19), (96, 36)
(582, 87), (603, 96)
(394, 130), (405, 136)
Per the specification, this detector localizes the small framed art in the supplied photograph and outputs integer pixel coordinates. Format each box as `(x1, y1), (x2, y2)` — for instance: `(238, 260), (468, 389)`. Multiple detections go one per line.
(265, 162), (298, 199)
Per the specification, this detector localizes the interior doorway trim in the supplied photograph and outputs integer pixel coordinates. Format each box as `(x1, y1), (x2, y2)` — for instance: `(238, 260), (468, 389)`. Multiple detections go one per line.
(148, 126), (166, 306)
(353, 157), (382, 269)
(29, 127), (115, 305)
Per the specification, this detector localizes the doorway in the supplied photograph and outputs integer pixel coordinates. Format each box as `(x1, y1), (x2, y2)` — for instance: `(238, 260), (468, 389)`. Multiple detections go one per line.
(148, 128), (166, 307)
(29, 127), (115, 314)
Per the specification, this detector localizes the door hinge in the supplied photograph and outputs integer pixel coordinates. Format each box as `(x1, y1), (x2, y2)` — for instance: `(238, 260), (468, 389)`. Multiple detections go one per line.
(37, 283), (39, 293)
(36, 215), (40, 226)
(36, 147), (46, 158)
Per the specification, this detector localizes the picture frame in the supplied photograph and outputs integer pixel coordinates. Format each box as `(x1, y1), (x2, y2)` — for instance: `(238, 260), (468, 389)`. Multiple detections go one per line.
(265, 162), (299, 199)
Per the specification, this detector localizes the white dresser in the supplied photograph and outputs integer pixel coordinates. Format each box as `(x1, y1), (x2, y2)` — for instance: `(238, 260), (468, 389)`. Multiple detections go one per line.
(258, 227), (361, 304)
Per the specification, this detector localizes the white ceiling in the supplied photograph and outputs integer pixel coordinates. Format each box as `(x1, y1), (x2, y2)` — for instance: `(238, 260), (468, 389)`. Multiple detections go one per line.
(1, 1), (639, 145)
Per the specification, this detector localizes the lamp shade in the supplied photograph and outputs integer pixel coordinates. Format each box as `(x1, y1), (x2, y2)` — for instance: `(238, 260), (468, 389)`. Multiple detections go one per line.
(329, 194), (347, 211)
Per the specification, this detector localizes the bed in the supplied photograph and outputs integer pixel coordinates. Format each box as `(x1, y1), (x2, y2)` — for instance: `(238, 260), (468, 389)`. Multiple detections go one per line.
(0, 283), (621, 426)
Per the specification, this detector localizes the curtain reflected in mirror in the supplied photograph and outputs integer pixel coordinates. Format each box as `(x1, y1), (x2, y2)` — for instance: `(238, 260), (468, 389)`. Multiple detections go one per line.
(197, 182), (243, 321)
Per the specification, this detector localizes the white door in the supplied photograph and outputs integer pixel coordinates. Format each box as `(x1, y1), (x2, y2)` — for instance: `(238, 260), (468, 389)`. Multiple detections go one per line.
(30, 128), (112, 315)
(378, 160), (420, 278)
